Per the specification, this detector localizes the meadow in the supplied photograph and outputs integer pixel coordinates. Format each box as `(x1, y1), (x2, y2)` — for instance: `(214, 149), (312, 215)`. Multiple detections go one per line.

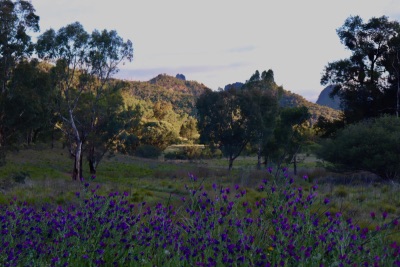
(1, 143), (400, 266)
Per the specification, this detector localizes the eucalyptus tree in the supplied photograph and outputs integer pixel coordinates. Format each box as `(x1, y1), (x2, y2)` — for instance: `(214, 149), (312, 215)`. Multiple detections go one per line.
(265, 106), (311, 174)
(197, 88), (267, 170)
(241, 72), (280, 169)
(197, 88), (244, 170)
(36, 22), (133, 180)
(321, 15), (400, 123)
(6, 59), (55, 145)
(0, 0), (39, 164)
(384, 28), (400, 117)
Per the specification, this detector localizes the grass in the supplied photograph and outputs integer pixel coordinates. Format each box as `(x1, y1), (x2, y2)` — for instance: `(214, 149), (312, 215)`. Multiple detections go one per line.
(1, 143), (400, 243)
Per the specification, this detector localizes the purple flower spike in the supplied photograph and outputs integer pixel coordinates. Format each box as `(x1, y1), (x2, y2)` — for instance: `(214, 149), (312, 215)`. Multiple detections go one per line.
(382, 211), (388, 220)
(303, 175), (308, 180)
(370, 212), (376, 220)
(323, 198), (330, 205)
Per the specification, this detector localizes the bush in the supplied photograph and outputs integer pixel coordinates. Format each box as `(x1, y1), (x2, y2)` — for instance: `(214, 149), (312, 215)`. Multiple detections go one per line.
(134, 145), (162, 159)
(317, 115), (400, 180)
(12, 171), (30, 184)
(164, 146), (223, 160)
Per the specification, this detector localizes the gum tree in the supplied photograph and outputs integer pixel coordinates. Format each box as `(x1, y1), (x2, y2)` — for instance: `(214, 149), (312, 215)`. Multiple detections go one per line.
(36, 22), (133, 180)
(0, 0), (39, 164)
(196, 87), (273, 170)
(321, 15), (399, 123)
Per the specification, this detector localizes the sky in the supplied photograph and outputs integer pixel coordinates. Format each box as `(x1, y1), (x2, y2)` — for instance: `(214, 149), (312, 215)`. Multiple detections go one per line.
(32, 0), (400, 102)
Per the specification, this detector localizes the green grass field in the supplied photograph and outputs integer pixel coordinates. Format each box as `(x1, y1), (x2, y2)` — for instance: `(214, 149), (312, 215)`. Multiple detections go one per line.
(1, 142), (400, 241)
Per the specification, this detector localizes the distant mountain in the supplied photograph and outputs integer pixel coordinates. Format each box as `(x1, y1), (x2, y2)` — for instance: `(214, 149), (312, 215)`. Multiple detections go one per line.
(121, 74), (341, 124)
(223, 81), (342, 124)
(224, 82), (243, 91)
(279, 89), (341, 124)
(175, 73), (186, 81)
(123, 74), (209, 116)
(316, 85), (341, 110)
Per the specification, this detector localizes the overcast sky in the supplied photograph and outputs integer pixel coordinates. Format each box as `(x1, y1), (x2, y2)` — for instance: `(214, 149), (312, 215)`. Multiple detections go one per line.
(32, 0), (400, 102)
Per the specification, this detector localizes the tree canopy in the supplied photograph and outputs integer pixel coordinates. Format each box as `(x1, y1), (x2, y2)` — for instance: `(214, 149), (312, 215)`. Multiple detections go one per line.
(36, 22), (133, 180)
(321, 15), (400, 124)
(0, 0), (40, 164)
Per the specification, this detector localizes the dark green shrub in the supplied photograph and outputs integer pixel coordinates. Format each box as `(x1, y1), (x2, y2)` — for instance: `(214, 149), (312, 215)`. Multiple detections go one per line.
(164, 146), (223, 160)
(134, 145), (162, 159)
(13, 171), (30, 184)
(164, 151), (187, 160)
(317, 115), (400, 180)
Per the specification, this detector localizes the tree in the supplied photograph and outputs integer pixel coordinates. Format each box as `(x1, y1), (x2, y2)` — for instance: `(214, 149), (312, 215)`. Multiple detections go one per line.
(264, 106), (311, 174)
(139, 121), (178, 151)
(114, 104), (143, 155)
(85, 81), (130, 174)
(36, 22), (133, 180)
(247, 70), (260, 83)
(197, 88), (257, 170)
(153, 100), (172, 121)
(321, 16), (400, 124)
(0, 0), (40, 164)
(6, 59), (55, 145)
(317, 115), (400, 180)
(384, 29), (400, 117)
(179, 117), (199, 141)
(240, 73), (280, 169)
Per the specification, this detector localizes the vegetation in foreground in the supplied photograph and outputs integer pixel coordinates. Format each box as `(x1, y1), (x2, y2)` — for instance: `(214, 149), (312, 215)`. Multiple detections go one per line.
(1, 169), (400, 266)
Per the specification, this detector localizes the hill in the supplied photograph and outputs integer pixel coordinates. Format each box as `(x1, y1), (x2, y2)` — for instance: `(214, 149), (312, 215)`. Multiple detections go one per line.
(227, 80), (342, 124)
(316, 85), (341, 110)
(279, 89), (341, 123)
(122, 74), (209, 116)
(121, 74), (341, 124)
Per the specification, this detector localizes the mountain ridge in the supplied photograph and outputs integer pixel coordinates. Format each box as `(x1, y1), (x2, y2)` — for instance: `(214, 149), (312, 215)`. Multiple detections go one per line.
(122, 74), (341, 123)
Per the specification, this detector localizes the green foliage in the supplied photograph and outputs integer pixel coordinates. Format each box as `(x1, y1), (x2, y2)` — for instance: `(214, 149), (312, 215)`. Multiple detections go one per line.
(124, 74), (209, 116)
(265, 106), (311, 167)
(12, 171), (30, 184)
(0, 0), (40, 156)
(164, 145), (221, 160)
(196, 88), (253, 169)
(140, 121), (179, 151)
(152, 100), (172, 120)
(134, 145), (162, 159)
(179, 117), (199, 141)
(36, 21), (133, 179)
(321, 15), (400, 123)
(317, 115), (400, 179)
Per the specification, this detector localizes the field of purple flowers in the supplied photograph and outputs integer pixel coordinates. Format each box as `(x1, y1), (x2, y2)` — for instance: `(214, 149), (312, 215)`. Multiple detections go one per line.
(1, 168), (400, 266)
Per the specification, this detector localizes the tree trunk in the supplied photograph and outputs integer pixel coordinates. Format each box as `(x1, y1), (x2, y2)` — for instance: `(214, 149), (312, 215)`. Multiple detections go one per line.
(228, 156), (234, 171)
(397, 76), (400, 118)
(88, 146), (97, 175)
(72, 140), (83, 180)
(70, 109), (83, 181)
(256, 141), (262, 170)
(293, 153), (297, 176)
